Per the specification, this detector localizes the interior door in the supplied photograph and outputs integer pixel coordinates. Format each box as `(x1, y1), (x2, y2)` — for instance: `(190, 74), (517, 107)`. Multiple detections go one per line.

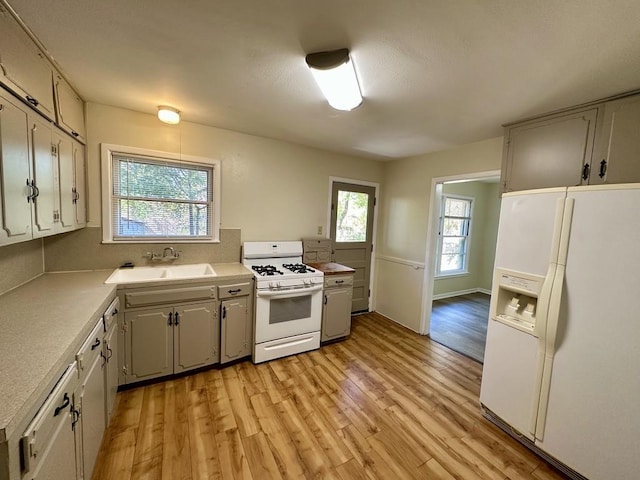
(330, 181), (375, 313)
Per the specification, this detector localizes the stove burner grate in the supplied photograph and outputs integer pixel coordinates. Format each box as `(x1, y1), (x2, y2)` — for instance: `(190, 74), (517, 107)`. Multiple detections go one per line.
(283, 263), (315, 274)
(252, 265), (283, 276)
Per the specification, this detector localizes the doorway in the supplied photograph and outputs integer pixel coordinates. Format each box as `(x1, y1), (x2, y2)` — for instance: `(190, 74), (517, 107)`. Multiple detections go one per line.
(329, 180), (377, 313)
(421, 170), (501, 362)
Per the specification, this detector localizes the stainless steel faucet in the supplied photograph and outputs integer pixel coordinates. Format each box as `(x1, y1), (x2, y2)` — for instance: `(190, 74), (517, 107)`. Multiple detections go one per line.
(163, 247), (176, 258)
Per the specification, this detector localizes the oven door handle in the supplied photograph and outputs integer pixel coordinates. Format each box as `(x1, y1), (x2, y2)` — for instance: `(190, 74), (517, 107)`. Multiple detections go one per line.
(256, 284), (323, 298)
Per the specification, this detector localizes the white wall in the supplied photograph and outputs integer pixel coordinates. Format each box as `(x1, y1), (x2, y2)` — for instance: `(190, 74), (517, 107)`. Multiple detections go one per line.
(85, 103), (384, 241)
(375, 137), (503, 332)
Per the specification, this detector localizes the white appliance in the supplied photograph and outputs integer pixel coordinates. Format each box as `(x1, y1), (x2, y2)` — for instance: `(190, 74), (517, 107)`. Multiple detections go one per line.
(242, 241), (324, 363)
(480, 184), (640, 480)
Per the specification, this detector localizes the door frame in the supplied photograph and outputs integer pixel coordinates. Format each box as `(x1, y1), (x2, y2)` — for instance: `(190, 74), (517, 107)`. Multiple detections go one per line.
(420, 169), (500, 334)
(328, 176), (380, 312)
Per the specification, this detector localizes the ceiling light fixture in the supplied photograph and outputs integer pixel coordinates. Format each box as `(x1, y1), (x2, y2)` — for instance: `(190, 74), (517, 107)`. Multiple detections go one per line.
(305, 48), (362, 111)
(157, 105), (180, 124)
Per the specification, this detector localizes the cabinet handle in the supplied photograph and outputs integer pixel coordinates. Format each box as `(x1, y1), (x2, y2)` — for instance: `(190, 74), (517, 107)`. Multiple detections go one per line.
(581, 163), (590, 181)
(228, 288), (242, 295)
(71, 130), (79, 137)
(599, 159), (607, 179)
(335, 280), (344, 284)
(90, 338), (101, 350)
(106, 344), (113, 360)
(174, 312), (180, 325)
(222, 306), (226, 319)
(26, 179), (31, 203)
(100, 350), (107, 367)
(30, 180), (39, 199)
(26, 95), (39, 107)
(324, 295), (327, 305)
(168, 312), (173, 326)
(71, 407), (80, 429)
(54, 393), (70, 417)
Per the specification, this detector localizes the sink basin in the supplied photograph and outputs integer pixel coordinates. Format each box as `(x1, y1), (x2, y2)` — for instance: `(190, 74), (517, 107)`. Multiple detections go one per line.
(105, 263), (216, 284)
(164, 263), (215, 278)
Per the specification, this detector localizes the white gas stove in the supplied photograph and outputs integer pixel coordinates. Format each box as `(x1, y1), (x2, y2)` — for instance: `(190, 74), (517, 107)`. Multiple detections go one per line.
(243, 241), (324, 363)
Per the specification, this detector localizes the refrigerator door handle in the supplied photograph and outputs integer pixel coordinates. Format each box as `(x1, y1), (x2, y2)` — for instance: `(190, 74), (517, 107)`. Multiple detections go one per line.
(534, 198), (575, 441)
(528, 197), (568, 436)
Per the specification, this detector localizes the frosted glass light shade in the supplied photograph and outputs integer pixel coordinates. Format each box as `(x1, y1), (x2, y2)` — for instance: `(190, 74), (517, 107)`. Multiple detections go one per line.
(157, 106), (180, 124)
(306, 49), (362, 111)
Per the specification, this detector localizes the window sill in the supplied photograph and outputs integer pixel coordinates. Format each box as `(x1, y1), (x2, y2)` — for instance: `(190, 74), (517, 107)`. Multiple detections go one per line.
(435, 271), (469, 279)
(102, 239), (220, 245)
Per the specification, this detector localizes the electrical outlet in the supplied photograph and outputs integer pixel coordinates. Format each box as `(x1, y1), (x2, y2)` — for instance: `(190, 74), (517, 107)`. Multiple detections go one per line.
(317, 226), (323, 235)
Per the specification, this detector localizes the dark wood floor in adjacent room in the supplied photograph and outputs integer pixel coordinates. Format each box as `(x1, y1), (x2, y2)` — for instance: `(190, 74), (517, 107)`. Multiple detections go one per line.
(430, 292), (491, 363)
(93, 312), (567, 480)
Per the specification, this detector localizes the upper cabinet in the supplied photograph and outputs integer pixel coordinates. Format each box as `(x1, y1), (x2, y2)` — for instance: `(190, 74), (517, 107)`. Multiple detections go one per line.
(501, 91), (640, 192)
(0, 5), (55, 121)
(54, 73), (86, 143)
(0, 90), (58, 245)
(591, 94), (640, 185)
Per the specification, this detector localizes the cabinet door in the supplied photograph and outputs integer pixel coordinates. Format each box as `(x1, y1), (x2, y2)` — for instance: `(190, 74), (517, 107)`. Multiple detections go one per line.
(322, 287), (352, 341)
(104, 322), (119, 424)
(54, 73), (86, 143)
(174, 301), (219, 373)
(502, 108), (598, 191)
(0, 90), (32, 244)
(220, 296), (250, 363)
(73, 140), (86, 226)
(593, 94), (640, 184)
(30, 114), (56, 237)
(0, 7), (55, 120)
(54, 130), (76, 230)
(124, 308), (173, 383)
(21, 364), (80, 480)
(80, 350), (106, 479)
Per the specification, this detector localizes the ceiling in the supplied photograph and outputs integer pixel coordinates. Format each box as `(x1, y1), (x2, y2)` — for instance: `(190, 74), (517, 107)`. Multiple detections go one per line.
(7, 0), (640, 160)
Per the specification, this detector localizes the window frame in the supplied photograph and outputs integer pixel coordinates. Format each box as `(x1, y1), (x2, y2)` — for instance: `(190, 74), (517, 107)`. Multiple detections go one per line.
(435, 194), (473, 277)
(101, 143), (221, 244)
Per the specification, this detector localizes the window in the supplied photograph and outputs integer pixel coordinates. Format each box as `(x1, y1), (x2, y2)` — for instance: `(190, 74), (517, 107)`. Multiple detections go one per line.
(436, 195), (473, 276)
(101, 144), (220, 243)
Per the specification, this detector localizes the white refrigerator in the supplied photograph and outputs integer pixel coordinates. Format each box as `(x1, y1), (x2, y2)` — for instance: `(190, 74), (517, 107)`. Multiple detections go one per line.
(480, 184), (640, 480)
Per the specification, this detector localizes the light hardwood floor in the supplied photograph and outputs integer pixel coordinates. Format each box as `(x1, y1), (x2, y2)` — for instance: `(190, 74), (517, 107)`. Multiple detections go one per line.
(93, 312), (568, 480)
(430, 293), (491, 363)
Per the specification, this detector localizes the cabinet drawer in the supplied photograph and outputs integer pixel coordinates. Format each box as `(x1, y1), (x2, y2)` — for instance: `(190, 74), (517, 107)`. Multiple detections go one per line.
(218, 282), (252, 298)
(324, 275), (354, 288)
(76, 319), (104, 379)
(21, 362), (78, 475)
(124, 285), (217, 308)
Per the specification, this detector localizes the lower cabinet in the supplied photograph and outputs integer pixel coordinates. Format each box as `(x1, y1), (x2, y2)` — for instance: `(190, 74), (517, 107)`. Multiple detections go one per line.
(76, 319), (107, 479)
(20, 363), (81, 480)
(219, 282), (253, 364)
(103, 298), (120, 424)
(322, 275), (354, 342)
(122, 300), (219, 384)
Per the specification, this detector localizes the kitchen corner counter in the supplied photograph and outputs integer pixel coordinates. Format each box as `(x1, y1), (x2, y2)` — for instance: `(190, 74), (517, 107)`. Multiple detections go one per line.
(0, 270), (116, 442)
(307, 262), (355, 275)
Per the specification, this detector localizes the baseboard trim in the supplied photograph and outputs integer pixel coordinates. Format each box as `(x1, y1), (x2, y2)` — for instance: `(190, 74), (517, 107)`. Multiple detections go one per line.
(432, 288), (491, 301)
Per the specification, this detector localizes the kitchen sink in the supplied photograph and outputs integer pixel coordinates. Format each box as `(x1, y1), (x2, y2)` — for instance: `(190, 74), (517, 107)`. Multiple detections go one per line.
(105, 263), (216, 284)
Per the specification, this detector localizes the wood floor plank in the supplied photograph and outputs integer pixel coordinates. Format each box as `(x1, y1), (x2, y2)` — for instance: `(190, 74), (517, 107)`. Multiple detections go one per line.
(161, 379), (192, 480)
(216, 427), (253, 480)
(130, 384), (165, 479)
(94, 312), (569, 480)
(241, 432), (284, 480)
